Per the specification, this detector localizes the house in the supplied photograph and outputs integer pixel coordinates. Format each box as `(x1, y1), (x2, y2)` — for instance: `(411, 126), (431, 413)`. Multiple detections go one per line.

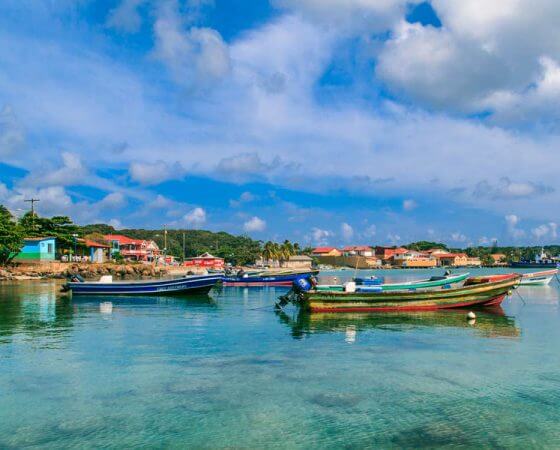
(392, 250), (437, 268)
(104, 234), (160, 262)
(434, 253), (469, 267)
(341, 246), (374, 257)
(82, 239), (111, 263)
(14, 237), (56, 263)
(375, 246), (408, 262)
(312, 247), (342, 257)
(491, 254), (508, 266)
(465, 256), (482, 267)
(184, 252), (225, 270)
(281, 255), (313, 269)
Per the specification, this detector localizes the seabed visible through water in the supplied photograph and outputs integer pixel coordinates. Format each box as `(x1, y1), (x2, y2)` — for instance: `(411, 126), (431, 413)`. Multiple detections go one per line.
(1, 268), (560, 448)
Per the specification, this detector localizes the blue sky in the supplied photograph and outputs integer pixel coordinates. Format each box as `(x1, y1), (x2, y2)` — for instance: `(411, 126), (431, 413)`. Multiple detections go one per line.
(1, 0), (560, 246)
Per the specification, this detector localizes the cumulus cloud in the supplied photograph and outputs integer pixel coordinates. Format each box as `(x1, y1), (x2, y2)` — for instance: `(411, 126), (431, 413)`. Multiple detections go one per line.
(129, 160), (186, 185)
(505, 214), (525, 239)
(243, 216), (266, 232)
(153, 2), (230, 89)
(341, 222), (354, 241)
(308, 227), (332, 245)
(532, 222), (558, 240)
(19, 152), (90, 188)
(182, 207), (207, 228)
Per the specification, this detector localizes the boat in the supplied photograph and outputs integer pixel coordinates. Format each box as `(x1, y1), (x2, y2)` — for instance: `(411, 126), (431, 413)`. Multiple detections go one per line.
(222, 269), (319, 287)
(63, 274), (222, 296)
(315, 272), (469, 292)
(520, 269), (558, 286)
(510, 248), (558, 268)
(283, 274), (521, 313)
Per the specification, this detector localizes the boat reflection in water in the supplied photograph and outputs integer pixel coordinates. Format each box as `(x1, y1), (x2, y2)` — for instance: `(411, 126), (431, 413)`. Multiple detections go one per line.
(275, 307), (520, 341)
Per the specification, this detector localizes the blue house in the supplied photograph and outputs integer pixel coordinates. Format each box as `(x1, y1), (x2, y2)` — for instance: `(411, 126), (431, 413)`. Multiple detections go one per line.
(14, 237), (57, 263)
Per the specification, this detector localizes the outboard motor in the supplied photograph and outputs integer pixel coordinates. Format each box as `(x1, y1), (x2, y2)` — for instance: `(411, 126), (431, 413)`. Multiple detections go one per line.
(293, 276), (313, 293)
(68, 273), (85, 283)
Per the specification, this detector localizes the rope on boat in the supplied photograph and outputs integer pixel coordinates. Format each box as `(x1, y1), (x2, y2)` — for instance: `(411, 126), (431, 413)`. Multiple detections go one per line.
(555, 273), (560, 286)
(514, 288), (526, 306)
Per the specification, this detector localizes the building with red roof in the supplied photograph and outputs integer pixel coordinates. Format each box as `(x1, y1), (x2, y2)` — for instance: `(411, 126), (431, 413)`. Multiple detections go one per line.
(311, 247), (342, 257)
(184, 252), (224, 270)
(341, 246), (374, 257)
(104, 234), (160, 262)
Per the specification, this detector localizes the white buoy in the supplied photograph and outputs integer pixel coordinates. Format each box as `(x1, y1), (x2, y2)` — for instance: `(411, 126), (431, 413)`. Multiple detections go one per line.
(100, 302), (113, 314)
(467, 311), (476, 320)
(467, 318), (476, 326)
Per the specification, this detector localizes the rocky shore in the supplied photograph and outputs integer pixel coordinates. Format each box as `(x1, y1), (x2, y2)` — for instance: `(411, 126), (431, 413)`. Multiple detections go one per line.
(0, 262), (204, 281)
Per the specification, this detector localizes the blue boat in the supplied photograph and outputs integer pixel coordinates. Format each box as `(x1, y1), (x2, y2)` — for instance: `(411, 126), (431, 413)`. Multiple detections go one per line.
(63, 274), (222, 296)
(222, 270), (318, 287)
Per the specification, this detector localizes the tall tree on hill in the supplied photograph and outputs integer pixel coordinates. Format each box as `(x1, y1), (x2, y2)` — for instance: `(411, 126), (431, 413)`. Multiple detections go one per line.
(0, 205), (23, 265)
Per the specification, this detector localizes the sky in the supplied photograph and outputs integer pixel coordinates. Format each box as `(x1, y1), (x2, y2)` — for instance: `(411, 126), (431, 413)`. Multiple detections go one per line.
(1, 0), (560, 247)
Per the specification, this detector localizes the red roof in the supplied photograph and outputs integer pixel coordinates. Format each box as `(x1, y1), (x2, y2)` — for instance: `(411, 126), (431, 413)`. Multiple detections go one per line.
(342, 245), (373, 251)
(104, 234), (144, 245)
(434, 253), (467, 258)
(312, 247), (338, 254)
(82, 239), (110, 248)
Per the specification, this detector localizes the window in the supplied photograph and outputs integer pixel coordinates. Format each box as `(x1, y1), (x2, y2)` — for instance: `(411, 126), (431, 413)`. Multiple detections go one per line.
(47, 243), (53, 254)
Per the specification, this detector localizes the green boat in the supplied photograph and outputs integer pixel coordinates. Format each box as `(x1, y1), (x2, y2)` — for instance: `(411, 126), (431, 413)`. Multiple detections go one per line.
(315, 272), (469, 292)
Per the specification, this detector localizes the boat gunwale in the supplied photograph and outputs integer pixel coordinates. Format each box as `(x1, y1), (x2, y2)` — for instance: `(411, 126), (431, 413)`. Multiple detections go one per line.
(304, 275), (521, 302)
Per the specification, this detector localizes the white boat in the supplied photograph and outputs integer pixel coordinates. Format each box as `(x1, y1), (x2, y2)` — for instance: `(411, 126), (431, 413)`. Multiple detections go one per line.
(520, 269), (558, 286)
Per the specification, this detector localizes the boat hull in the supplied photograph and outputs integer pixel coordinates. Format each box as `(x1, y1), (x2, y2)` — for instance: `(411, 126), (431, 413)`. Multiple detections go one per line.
(223, 270), (318, 287)
(511, 262), (558, 269)
(301, 276), (520, 313)
(66, 275), (222, 296)
(520, 269), (557, 286)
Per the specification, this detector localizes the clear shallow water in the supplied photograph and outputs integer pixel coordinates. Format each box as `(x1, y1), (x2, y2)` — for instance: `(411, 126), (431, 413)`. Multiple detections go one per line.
(1, 269), (560, 448)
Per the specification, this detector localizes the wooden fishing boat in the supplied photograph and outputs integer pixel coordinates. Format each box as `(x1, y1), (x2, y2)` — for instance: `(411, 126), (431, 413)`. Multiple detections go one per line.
(315, 272), (469, 292)
(520, 269), (557, 286)
(293, 274), (521, 313)
(63, 274), (222, 296)
(222, 269), (319, 287)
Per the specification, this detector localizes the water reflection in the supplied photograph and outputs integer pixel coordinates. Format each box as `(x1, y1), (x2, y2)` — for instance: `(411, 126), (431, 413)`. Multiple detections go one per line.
(0, 284), (74, 343)
(276, 307), (520, 340)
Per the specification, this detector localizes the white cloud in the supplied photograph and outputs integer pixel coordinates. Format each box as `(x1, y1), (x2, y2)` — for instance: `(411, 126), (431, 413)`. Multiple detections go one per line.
(308, 227), (332, 245)
(106, 0), (145, 33)
(229, 191), (258, 207)
(273, 0), (416, 33)
(362, 224), (376, 238)
(129, 160), (186, 185)
(531, 222), (558, 240)
(451, 232), (467, 243)
(505, 214), (525, 239)
(387, 233), (401, 244)
(243, 216), (266, 232)
(98, 192), (127, 209)
(182, 207), (207, 228)
(153, 2), (230, 89)
(402, 199), (417, 211)
(108, 218), (124, 230)
(341, 222), (354, 241)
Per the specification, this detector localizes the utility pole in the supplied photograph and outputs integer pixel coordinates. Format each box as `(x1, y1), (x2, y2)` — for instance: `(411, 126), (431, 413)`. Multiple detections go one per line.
(24, 198), (40, 231)
(183, 232), (186, 261)
(163, 225), (167, 265)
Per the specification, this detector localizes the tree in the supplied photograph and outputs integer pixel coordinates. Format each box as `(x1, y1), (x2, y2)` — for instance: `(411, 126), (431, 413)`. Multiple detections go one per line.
(0, 205), (23, 265)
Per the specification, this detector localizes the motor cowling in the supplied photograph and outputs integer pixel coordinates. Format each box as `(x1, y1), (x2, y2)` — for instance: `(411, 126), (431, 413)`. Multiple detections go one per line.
(293, 276), (313, 293)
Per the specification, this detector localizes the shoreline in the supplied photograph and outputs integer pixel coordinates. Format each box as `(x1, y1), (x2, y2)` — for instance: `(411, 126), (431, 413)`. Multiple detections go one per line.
(0, 262), (208, 281)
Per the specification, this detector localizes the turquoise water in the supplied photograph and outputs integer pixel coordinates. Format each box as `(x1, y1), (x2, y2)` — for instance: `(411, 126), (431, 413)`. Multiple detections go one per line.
(1, 269), (560, 448)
